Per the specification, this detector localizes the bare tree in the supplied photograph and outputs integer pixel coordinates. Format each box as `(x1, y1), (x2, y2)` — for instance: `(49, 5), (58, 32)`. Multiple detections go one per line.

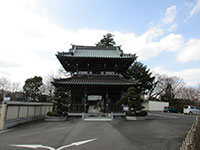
(178, 86), (199, 102)
(43, 73), (55, 98)
(150, 74), (185, 100)
(57, 66), (71, 78)
(0, 77), (10, 92)
(10, 82), (21, 92)
(0, 77), (21, 92)
(198, 84), (200, 101)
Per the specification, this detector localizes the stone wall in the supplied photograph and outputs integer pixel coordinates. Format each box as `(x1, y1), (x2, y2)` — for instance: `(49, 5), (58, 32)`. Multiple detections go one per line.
(180, 115), (200, 150)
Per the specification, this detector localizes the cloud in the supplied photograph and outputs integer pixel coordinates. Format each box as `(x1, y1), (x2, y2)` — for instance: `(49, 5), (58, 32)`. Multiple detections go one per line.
(0, 0), (167, 84)
(114, 26), (164, 60)
(0, 0), (115, 84)
(190, 0), (200, 17)
(168, 24), (177, 32)
(0, 0), (63, 83)
(0, 60), (21, 68)
(0, 1), (199, 87)
(118, 32), (185, 61)
(152, 66), (200, 87)
(159, 33), (184, 52)
(163, 6), (177, 24)
(0, 69), (11, 77)
(177, 39), (200, 63)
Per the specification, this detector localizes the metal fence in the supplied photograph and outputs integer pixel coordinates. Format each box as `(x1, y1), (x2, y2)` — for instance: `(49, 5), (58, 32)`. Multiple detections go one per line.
(180, 115), (200, 150)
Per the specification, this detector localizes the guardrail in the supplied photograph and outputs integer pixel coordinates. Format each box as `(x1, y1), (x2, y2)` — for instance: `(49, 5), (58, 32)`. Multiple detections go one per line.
(0, 101), (53, 130)
(180, 115), (200, 150)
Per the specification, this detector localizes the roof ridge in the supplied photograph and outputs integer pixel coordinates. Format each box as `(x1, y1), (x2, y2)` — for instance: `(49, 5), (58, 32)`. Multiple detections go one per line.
(74, 45), (120, 50)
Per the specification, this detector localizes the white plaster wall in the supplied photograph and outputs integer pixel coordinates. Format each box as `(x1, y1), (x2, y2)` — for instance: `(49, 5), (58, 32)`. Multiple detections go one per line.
(142, 101), (169, 111)
(35, 106), (41, 116)
(46, 106), (53, 113)
(1, 102), (53, 130)
(19, 106), (28, 118)
(6, 106), (19, 120)
(41, 106), (46, 115)
(142, 101), (149, 111)
(6, 105), (53, 121)
(28, 106), (35, 116)
(149, 101), (169, 111)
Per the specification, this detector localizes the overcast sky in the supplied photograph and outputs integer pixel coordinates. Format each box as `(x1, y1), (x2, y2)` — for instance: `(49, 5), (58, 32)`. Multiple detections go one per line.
(0, 0), (200, 87)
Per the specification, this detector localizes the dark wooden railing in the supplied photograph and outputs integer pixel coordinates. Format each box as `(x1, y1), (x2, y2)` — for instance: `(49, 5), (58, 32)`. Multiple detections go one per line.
(109, 105), (123, 113)
(70, 104), (84, 113)
(70, 104), (123, 113)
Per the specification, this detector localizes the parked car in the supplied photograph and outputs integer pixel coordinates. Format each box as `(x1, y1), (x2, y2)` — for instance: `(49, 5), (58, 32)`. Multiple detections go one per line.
(163, 106), (179, 113)
(183, 105), (200, 115)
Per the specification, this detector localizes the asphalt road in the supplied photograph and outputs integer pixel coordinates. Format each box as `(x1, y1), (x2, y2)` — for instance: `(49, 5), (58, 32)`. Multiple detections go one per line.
(0, 112), (196, 150)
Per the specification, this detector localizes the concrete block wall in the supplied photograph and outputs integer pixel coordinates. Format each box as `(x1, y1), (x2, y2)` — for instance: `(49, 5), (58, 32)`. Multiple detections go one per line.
(0, 101), (53, 130)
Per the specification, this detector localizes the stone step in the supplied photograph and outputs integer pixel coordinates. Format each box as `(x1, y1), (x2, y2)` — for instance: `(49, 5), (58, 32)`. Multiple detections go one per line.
(82, 113), (113, 121)
(84, 118), (112, 121)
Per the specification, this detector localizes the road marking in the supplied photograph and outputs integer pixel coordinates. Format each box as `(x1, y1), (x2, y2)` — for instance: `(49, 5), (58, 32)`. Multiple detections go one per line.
(11, 138), (97, 150)
(11, 144), (54, 150)
(149, 113), (178, 119)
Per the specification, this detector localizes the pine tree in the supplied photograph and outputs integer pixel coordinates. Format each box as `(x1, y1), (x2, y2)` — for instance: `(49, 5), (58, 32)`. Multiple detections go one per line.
(117, 87), (145, 113)
(96, 33), (116, 46)
(122, 62), (156, 95)
(23, 76), (43, 101)
(54, 87), (69, 116)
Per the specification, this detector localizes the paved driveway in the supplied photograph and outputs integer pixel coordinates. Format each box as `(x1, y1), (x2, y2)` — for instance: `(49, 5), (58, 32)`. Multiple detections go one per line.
(0, 112), (196, 150)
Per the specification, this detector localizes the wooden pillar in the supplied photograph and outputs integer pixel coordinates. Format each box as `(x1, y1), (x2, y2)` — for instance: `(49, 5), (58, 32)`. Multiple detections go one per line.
(105, 91), (109, 113)
(76, 64), (79, 75)
(84, 88), (88, 113)
(104, 64), (106, 74)
(87, 64), (90, 74)
(68, 90), (72, 113)
(121, 91), (124, 99)
(114, 64), (118, 75)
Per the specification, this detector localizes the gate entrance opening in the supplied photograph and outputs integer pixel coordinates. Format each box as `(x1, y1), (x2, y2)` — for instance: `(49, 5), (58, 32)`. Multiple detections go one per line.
(87, 95), (103, 113)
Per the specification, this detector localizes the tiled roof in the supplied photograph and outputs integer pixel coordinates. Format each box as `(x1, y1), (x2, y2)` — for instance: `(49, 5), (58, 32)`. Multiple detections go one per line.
(74, 49), (121, 58)
(53, 75), (137, 86)
(57, 45), (135, 58)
